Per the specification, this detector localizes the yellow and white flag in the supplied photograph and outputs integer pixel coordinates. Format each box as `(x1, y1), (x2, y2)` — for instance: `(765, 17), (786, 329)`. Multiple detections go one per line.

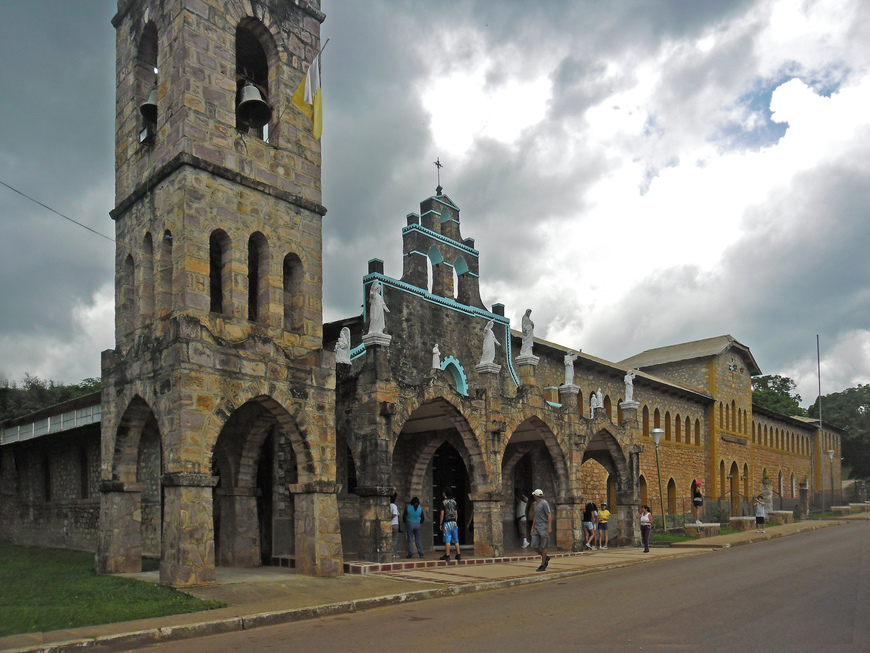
(291, 52), (322, 140)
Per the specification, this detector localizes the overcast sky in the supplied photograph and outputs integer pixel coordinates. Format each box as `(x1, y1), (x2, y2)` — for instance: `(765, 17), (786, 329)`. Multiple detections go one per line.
(1, 0), (869, 406)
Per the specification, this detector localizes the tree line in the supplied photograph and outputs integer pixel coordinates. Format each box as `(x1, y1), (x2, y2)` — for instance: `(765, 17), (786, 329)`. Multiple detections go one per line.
(0, 375), (101, 423)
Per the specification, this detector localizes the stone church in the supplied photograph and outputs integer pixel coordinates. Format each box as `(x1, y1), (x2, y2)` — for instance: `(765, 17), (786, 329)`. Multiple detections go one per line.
(0, 0), (843, 587)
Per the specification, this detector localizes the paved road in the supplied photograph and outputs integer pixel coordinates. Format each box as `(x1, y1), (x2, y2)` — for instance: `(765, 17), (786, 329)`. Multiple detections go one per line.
(143, 521), (870, 652)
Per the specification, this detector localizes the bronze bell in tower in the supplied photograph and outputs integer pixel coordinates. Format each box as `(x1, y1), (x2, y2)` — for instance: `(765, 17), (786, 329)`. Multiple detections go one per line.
(237, 83), (272, 129)
(139, 88), (158, 125)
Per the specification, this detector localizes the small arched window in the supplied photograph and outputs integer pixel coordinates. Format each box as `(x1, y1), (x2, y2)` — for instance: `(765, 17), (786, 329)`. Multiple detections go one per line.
(604, 396), (612, 421)
(157, 230), (172, 316)
(283, 253), (303, 332)
(140, 233), (154, 323)
(653, 408), (661, 430)
(642, 406), (650, 437)
(210, 230), (232, 315)
(248, 232), (269, 322)
(664, 411), (671, 441)
(675, 414), (682, 443)
(694, 419), (701, 446)
(121, 254), (135, 334)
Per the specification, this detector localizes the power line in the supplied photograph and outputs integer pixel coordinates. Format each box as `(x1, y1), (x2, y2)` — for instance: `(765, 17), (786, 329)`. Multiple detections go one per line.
(0, 179), (115, 243)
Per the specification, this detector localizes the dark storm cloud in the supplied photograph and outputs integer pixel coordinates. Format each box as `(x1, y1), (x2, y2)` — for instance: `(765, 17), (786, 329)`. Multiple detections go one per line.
(0, 2), (116, 379)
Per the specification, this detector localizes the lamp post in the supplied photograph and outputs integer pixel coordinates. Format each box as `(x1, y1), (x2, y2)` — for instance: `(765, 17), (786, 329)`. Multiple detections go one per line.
(651, 428), (665, 531)
(827, 449), (835, 511)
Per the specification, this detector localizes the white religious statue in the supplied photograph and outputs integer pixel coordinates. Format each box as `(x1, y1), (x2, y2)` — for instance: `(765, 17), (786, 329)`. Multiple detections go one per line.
(563, 350), (580, 386)
(624, 369), (638, 402)
(480, 320), (501, 365)
(520, 309), (535, 357)
(335, 327), (351, 365)
(367, 281), (390, 335)
(591, 388), (604, 413)
(432, 344), (441, 370)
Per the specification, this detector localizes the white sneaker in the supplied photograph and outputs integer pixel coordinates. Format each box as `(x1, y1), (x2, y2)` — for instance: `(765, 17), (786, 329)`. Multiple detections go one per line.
(762, 529), (766, 533)
(521, 540), (529, 548)
(695, 520), (702, 525)
(602, 545), (608, 550)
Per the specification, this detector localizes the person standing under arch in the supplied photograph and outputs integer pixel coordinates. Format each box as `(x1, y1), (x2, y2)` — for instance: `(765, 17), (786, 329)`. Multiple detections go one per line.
(439, 489), (461, 562)
(597, 502), (611, 549)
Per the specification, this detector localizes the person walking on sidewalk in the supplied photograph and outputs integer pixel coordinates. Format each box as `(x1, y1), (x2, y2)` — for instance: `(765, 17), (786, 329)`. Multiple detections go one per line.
(583, 501), (598, 550)
(516, 493), (530, 548)
(640, 505), (652, 553)
(754, 495), (767, 533)
(439, 489), (461, 562)
(531, 489), (552, 572)
(404, 496), (425, 558)
(597, 502), (611, 549)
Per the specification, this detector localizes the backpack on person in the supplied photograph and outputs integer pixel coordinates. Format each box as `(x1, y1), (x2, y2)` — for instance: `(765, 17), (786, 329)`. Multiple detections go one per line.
(443, 498), (457, 523)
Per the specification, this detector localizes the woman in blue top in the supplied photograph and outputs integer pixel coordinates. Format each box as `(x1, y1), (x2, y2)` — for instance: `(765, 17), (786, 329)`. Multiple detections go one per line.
(404, 496), (425, 558)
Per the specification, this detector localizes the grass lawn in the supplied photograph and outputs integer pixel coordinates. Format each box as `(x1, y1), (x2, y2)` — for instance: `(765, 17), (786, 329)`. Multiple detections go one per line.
(0, 543), (224, 637)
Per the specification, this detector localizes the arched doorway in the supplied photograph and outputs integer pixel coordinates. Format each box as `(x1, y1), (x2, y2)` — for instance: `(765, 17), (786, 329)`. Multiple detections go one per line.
(96, 396), (162, 575)
(431, 441), (471, 546)
(581, 428), (639, 547)
(502, 417), (568, 550)
(392, 398), (481, 558)
(729, 461), (740, 516)
(212, 397), (302, 568)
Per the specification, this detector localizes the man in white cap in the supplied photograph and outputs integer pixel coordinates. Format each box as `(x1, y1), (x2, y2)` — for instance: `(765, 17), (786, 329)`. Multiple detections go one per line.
(530, 488), (552, 571)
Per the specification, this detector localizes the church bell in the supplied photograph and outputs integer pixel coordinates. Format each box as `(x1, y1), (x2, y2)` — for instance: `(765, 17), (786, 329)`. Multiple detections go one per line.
(139, 88), (158, 125)
(237, 83), (272, 129)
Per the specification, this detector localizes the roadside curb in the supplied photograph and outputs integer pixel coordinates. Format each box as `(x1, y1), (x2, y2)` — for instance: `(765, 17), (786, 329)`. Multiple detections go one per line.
(5, 551), (699, 653)
(668, 519), (845, 550)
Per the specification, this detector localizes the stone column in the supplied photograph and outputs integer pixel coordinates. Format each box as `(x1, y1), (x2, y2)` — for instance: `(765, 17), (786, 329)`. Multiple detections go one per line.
(555, 496), (582, 551)
(619, 401), (639, 426)
(516, 356), (539, 386)
(355, 486), (393, 563)
(161, 472), (218, 587)
(762, 474), (773, 512)
(217, 487), (260, 567)
(291, 481), (344, 576)
(799, 481), (810, 517)
(616, 490), (640, 547)
(95, 481), (144, 574)
(471, 493), (503, 557)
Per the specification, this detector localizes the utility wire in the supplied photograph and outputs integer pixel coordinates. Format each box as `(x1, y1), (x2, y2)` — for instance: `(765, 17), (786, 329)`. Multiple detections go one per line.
(0, 179), (115, 243)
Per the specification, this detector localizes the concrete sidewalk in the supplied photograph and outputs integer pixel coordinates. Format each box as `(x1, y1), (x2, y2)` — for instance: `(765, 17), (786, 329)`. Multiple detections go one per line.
(0, 519), (847, 653)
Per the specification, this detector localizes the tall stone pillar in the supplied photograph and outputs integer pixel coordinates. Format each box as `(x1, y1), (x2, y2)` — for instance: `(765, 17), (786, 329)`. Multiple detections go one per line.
(95, 481), (144, 574)
(356, 486), (393, 563)
(555, 496), (582, 551)
(161, 473), (218, 587)
(471, 494), (503, 557)
(762, 474), (773, 512)
(291, 481), (343, 576)
(616, 490), (640, 546)
(799, 481), (810, 517)
(217, 488), (260, 567)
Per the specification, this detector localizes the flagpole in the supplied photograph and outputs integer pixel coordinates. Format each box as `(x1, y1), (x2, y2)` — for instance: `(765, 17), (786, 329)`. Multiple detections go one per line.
(815, 334), (822, 507)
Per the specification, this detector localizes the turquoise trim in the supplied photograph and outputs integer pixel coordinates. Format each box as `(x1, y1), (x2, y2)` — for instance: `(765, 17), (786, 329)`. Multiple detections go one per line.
(428, 195), (460, 211)
(350, 343), (366, 360)
(402, 224), (479, 257)
(546, 401), (563, 408)
(404, 250), (427, 258)
(440, 356), (468, 396)
(361, 273), (519, 388)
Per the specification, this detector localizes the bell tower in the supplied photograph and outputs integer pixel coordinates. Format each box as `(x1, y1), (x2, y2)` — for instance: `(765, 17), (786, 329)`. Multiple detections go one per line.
(97, 0), (342, 586)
